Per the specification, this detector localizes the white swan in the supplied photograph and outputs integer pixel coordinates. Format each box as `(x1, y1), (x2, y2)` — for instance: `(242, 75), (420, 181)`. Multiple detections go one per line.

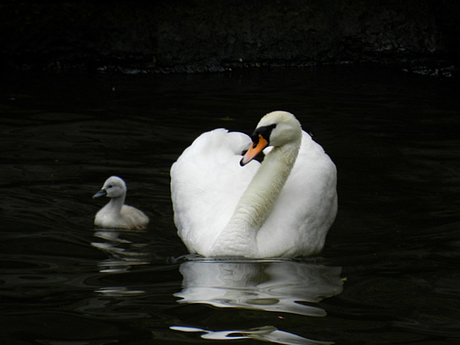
(93, 176), (149, 230)
(170, 111), (337, 258)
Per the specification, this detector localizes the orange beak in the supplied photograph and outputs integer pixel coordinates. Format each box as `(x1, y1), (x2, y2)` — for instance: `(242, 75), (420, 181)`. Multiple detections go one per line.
(240, 134), (268, 166)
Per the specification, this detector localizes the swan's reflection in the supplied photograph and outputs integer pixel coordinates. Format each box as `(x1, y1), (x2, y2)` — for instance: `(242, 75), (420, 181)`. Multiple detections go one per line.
(175, 258), (343, 316)
(171, 325), (334, 345)
(172, 258), (343, 345)
(91, 229), (151, 273)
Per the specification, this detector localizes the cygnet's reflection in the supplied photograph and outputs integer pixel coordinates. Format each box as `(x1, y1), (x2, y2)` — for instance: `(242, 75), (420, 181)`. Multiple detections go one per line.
(175, 258), (343, 316)
(91, 229), (151, 273)
(173, 258), (343, 344)
(91, 229), (152, 297)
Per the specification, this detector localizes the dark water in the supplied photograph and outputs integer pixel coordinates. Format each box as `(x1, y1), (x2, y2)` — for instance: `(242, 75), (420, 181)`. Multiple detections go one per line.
(1, 66), (459, 345)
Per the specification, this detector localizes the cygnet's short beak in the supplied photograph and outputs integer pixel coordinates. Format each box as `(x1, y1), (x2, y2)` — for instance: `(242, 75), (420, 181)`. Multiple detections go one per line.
(93, 189), (107, 199)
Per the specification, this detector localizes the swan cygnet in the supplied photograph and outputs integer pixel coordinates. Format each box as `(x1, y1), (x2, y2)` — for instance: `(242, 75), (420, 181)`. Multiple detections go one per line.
(93, 176), (149, 230)
(171, 111), (338, 259)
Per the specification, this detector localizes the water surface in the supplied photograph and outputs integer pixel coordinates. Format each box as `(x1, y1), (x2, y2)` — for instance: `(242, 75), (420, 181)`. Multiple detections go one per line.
(1, 67), (459, 344)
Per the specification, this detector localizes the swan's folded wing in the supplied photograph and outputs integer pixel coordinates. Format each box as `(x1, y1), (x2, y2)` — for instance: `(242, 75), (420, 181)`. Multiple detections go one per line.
(171, 128), (259, 254)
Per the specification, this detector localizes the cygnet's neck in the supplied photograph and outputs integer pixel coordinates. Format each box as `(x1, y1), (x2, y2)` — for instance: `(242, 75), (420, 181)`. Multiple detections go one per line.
(210, 137), (301, 256)
(105, 194), (126, 215)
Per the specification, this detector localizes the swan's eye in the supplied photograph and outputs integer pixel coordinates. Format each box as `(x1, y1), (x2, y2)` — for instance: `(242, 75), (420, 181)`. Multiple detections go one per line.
(107, 185), (113, 189)
(251, 124), (277, 146)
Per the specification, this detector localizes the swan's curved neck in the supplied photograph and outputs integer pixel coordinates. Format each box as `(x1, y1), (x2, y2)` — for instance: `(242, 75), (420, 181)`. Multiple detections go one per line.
(236, 141), (299, 225)
(210, 136), (301, 256)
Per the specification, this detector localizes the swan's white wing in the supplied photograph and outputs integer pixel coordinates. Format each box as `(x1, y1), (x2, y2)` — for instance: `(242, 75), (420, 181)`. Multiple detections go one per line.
(171, 129), (258, 254)
(257, 131), (338, 257)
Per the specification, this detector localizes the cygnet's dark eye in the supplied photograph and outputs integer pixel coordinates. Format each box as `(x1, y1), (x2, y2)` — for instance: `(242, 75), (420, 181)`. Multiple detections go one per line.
(107, 185), (113, 189)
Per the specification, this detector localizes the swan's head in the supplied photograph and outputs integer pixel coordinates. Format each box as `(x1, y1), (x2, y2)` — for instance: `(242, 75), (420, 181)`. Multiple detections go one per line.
(241, 111), (301, 166)
(93, 176), (127, 199)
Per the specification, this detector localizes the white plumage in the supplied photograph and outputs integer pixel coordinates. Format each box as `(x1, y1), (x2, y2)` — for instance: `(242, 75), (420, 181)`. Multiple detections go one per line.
(93, 176), (149, 230)
(171, 111), (337, 258)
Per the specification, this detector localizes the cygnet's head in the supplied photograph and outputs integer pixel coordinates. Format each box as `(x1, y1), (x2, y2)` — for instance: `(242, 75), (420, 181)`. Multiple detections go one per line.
(93, 176), (127, 199)
(241, 111), (302, 165)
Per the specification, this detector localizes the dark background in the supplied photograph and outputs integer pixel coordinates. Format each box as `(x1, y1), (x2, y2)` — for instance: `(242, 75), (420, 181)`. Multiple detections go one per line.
(2, 2), (460, 343)
(1, 0), (459, 75)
